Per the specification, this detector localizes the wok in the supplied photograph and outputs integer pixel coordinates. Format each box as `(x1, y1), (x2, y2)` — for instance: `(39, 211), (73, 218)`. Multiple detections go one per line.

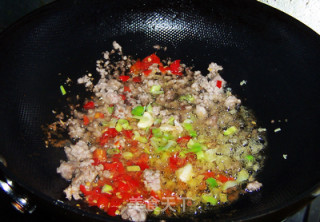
(0, 0), (320, 221)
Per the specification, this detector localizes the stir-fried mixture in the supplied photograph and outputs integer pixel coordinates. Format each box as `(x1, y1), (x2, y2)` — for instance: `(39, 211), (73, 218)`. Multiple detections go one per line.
(48, 42), (266, 221)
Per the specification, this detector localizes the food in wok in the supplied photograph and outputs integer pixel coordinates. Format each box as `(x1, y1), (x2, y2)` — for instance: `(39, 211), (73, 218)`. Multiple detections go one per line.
(46, 42), (267, 221)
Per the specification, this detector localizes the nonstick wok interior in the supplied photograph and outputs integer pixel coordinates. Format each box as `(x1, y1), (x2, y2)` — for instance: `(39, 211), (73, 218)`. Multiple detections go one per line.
(0, 0), (319, 221)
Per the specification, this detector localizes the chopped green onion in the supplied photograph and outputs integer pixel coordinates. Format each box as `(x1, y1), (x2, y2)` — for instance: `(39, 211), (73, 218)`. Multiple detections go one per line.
(189, 130), (197, 137)
(179, 94), (194, 102)
(60, 85), (66, 95)
(115, 122), (123, 132)
(137, 112), (154, 128)
(222, 181), (238, 191)
(153, 206), (162, 215)
(201, 194), (217, 205)
(187, 143), (202, 153)
(206, 178), (218, 188)
(245, 155), (254, 161)
(122, 152), (133, 160)
(196, 151), (205, 160)
(183, 122), (193, 131)
(236, 169), (249, 183)
(223, 126), (237, 136)
(150, 85), (164, 95)
(163, 132), (174, 140)
(152, 128), (163, 138)
(150, 137), (168, 148)
(133, 131), (148, 143)
(154, 118), (162, 125)
(109, 118), (118, 128)
(178, 152), (186, 158)
(107, 106), (114, 114)
(167, 116), (175, 125)
(127, 165), (141, 172)
(116, 119), (131, 132)
(107, 148), (120, 155)
(131, 105), (145, 116)
(101, 121), (109, 127)
(101, 184), (113, 193)
(146, 104), (153, 113)
(157, 140), (177, 152)
(183, 120), (197, 137)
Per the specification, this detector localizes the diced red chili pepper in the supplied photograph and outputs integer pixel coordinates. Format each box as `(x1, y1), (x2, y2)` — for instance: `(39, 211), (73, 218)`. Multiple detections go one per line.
(108, 128), (119, 137)
(141, 53), (161, 70)
(169, 153), (187, 171)
(216, 174), (235, 183)
(112, 154), (122, 161)
(119, 75), (130, 82)
(83, 115), (90, 125)
(97, 195), (109, 210)
(203, 171), (215, 180)
(169, 60), (183, 75)
(132, 76), (142, 83)
(136, 162), (149, 170)
(159, 65), (169, 74)
(103, 162), (125, 174)
(92, 148), (107, 162)
(216, 80), (222, 89)
(143, 69), (152, 76)
(80, 184), (91, 196)
(100, 128), (119, 146)
(107, 205), (119, 216)
(120, 94), (126, 100)
(138, 153), (149, 163)
(176, 135), (192, 144)
(87, 193), (101, 206)
(83, 101), (95, 109)
(122, 130), (134, 139)
(186, 153), (197, 163)
(124, 86), (131, 92)
(94, 112), (104, 119)
(130, 59), (142, 75)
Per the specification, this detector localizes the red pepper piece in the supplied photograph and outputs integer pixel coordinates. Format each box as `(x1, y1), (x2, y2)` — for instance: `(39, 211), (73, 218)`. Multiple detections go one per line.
(122, 130), (134, 139)
(203, 171), (215, 180)
(130, 59), (142, 74)
(92, 148), (107, 162)
(143, 70), (152, 76)
(169, 60), (183, 75)
(159, 65), (169, 74)
(103, 162), (125, 174)
(124, 86), (131, 92)
(132, 76), (142, 83)
(94, 112), (104, 119)
(216, 174), (235, 183)
(83, 101), (95, 109)
(120, 94), (126, 100)
(100, 128), (119, 146)
(87, 193), (101, 206)
(141, 53), (161, 70)
(216, 80), (222, 89)
(83, 115), (90, 125)
(169, 153), (186, 171)
(176, 135), (192, 144)
(97, 195), (109, 210)
(119, 75), (130, 82)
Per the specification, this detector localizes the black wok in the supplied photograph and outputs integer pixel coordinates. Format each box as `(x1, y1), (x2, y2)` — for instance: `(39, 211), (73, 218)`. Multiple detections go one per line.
(0, 0), (320, 221)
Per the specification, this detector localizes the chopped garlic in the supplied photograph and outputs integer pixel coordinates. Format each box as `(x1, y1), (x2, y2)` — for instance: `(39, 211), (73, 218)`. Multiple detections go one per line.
(176, 163), (194, 183)
(274, 128), (281, 133)
(240, 80), (247, 86)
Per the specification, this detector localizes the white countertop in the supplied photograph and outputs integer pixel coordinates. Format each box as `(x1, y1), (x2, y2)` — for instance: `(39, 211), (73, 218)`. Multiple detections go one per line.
(259, 0), (320, 35)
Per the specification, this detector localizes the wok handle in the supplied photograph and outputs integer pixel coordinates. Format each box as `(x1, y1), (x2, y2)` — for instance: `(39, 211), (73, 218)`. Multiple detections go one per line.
(0, 155), (36, 214)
